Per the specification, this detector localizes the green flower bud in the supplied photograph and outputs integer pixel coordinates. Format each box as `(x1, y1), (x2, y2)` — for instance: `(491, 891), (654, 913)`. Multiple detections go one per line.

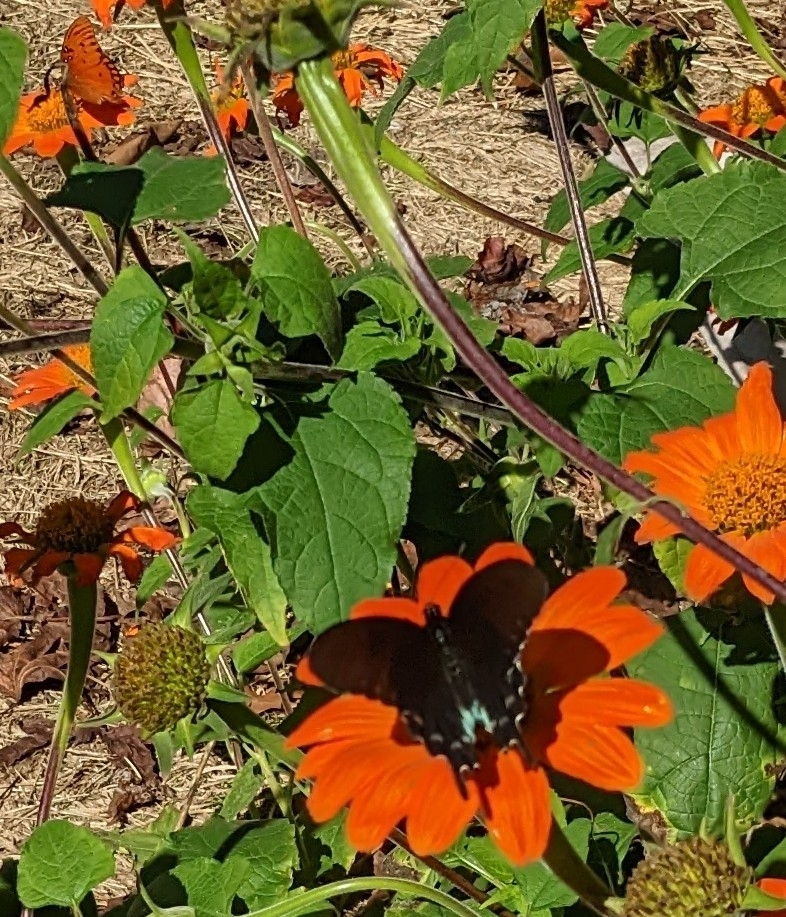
(618, 35), (681, 95)
(114, 623), (211, 735)
(623, 837), (753, 917)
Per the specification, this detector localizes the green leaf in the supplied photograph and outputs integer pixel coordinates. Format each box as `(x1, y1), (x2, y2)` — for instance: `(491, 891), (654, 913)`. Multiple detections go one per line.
(408, 14), (472, 88)
(251, 225), (342, 359)
(343, 275), (420, 323)
(17, 390), (95, 455)
(638, 161), (786, 318)
(133, 148), (230, 223)
(172, 378), (260, 480)
(577, 345), (735, 463)
(652, 536), (693, 594)
(177, 231), (247, 318)
(91, 266), (173, 419)
(220, 761), (264, 820)
(593, 22), (654, 64)
(0, 29), (26, 148)
(172, 857), (248, 917)
(259, 374), (415, 633)
(622, 238), (681, 311)
(45, 163), (145, 231)
(545, 217), (635, 283)
(225, 821), (298, 910)
(337, 321), (422, 371)
(607, 102), (671, 143)
(624, 298), (694, 345)
(544, 158), (630, 236)
(647, 142), (703, 193)
(17, 821), (114, 909)
(628, 608), (786, 834)
(558, 328), (635, 378)
(186, 484), (287, 644)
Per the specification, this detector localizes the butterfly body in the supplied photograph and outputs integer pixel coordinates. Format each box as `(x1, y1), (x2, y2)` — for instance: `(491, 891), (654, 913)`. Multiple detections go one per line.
(307, 558), (549, 781)
(61, 16), (125, 105)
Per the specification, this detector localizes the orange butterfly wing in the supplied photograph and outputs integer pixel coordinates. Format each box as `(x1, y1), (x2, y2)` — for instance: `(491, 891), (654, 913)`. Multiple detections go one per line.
(60, 16), (125, 105)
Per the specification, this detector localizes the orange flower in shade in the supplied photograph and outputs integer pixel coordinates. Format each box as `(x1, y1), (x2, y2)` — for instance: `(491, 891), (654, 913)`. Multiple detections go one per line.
(758, 878), (786, 916)
(207, 65), (250, 155)
(3, 85), (141, 157)
(699, 76), (786, 157)
(623, 362), (786, 605)
(545, 0), (608, 30)
(272, 44), (404, 127)
(286, 543), (671, 864)
(91, 0), (176, 30)
(8, 345), (95, 411)
(0, 492), (177, 587)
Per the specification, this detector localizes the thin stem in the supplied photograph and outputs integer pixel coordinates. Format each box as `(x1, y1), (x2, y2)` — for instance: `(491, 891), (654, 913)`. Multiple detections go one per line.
(0, 154), (109, 296)
(36, 579), (98, 827)
(273, 126), (373, 252)
(581, 79), (642, 179)
(175, 740), (214, 829)
(240, 60), (308, 237)
(550, 31), (786, 172)
(722, 0), (786, 81)
(296, 55), (786, 606)
(304, 220), (362, 269)
(764, 603), (786, 675)
(244, 877), (482, 917)
(0, 328), (92, 357)
(532, 13), (608, 331)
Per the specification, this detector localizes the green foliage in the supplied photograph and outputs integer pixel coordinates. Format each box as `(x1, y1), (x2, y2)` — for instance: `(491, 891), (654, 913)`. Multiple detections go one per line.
(0, 29), (26, 147)
(18, 390), (95, 455)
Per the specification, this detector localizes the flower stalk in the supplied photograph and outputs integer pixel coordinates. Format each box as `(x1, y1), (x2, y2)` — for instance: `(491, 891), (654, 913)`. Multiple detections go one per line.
(36, 578), (98, 826)
(294, 55), (786, 608)
(721, 0), (786, 82)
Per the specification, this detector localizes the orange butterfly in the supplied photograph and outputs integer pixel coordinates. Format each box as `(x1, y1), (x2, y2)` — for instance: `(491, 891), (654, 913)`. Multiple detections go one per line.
(60, 15), (125, 105)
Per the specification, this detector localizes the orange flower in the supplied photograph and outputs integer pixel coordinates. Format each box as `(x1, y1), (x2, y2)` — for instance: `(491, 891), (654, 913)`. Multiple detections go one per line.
(699, 76), (786, 157)
(91, 0), (176, 30)
(758, 878), (786, 916)
(8, 345), (95, 411)
(0, 492), (177, 586)
(3, 85), (141, 158)
(207, 64), (250, 155)
(545, 0), (608, 29)
(287, 543), (671, 864)
(272, 43), (404, 127)
(623, 362), (786, 604)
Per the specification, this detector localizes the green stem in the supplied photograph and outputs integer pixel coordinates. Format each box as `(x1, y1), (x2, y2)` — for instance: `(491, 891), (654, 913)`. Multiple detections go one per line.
(549, 31), (786, 173)
(101, 417), (146, 500)
(764, 602), (786, 674)
(36, 579), (98, 826)
(721, 0), (786, 80)
(543, 818), (612, 914)
(244, 877), (481, 917)
(303, 220), (362, 269)
(56, 146), (116, 266)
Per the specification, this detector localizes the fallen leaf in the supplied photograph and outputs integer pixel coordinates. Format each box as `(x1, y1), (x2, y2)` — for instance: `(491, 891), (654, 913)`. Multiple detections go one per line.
(466, 236), (531, 285)
(0, 621), (70, 701)
(294, 185), (337, 208)
(108, 781), (158, 824)
(103, 724), (157, 785)
(0, 587), (26, 648)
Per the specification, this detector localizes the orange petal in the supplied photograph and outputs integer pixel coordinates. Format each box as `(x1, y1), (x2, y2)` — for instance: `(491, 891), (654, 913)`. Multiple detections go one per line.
(736, 363), (782, 454)
(758, 877), (786, 917)
(30, 549), (72, 578)
(415, 555), (474, 616)
(634, 513), (683, 543)
(544, 719), (644, 791)
(558, 679), (673, 728)
(337, 67), (366, 107)
(295, 656), (323, 687)
(0, 522), (34, 541)
(683, 539), (737, 602)
(106, 543), (142, 582)
(107, 490), (139, 524)
(90, 0), (117, 28)
(476, 751), (552, 865)
(73, 553), (105, 586)
(115, 526), (178, 551)
(533, 566), (626, 632)
(740, 529), (786, 604)
(287, 695), (398, 748)
(474, 541), (534, 570)
(405, 758), (479, 855)
(2, 547), (42, 574)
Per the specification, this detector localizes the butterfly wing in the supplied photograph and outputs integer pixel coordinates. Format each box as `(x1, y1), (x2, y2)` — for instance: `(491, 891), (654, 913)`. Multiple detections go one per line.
(61, 16), (125, 105)
(448, 557), (549, 665)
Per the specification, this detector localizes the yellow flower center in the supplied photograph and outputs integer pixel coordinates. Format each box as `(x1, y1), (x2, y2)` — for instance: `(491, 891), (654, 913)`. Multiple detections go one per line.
(332, 50), (356, 71)
(732, 84), (786, 127)
(26, 92), (71, 134)
(703, 454), (786, 535)
(544, 0), (591, 24)
(35, 497), (114, 554)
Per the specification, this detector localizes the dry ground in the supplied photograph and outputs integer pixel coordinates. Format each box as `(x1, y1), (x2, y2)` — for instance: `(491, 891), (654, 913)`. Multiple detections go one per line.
(0, 0), (781, 900)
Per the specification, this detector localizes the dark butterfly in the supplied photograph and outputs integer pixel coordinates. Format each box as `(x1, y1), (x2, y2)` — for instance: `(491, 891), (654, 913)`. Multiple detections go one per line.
(306, 557), (549, 784)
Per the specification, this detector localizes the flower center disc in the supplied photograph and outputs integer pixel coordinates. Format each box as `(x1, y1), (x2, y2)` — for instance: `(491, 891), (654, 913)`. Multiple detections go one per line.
(703, 453), (786, 535)
(35, 497), (114, 553)
(732, 84), (786, 126)
(27, 92), (71, 133)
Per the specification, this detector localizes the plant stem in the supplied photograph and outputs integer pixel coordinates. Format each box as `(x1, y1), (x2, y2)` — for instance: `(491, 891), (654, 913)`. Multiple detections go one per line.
(0, 154), (109, 296)
(532, 12), (608, 330)
(764, 603), (786, 674)
(295, 55), (786, 607)
(35, 579), (98, 827)
(243, 876), (482, 917)
(722, 0), (786, 81)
